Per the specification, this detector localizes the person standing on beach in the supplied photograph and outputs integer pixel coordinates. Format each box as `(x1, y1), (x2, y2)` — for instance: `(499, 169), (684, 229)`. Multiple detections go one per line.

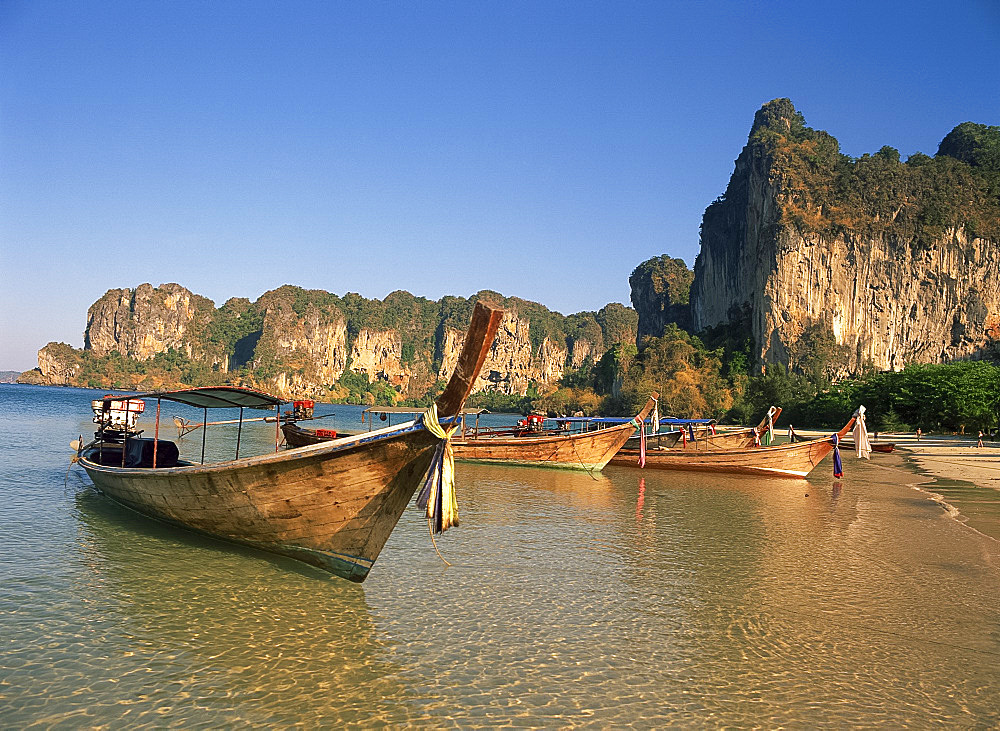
(978, 430), (984, 448)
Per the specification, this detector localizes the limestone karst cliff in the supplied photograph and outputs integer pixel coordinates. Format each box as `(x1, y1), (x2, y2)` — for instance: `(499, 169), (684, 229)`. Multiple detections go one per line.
(629, 256), (693, 344)
(22, 284), (638, 401)
(642, 99), (1000, 374)
(85, 283), (217, 361)
(436, 309), (569, 395)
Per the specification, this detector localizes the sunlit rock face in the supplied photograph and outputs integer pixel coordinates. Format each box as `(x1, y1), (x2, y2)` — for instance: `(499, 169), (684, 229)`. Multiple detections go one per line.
(437, 308), (569, 396)
(29, 283), (636, 397)
(689, 100), (1000, 373)
(630, 256), (693, 345)
(348, 329), (408, 389)
(85, 283), (213, 360)
(255, 301), (350, 399)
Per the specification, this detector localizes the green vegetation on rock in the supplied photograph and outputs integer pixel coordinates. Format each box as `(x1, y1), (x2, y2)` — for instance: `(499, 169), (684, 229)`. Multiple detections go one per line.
(711, 98), (1000, 249)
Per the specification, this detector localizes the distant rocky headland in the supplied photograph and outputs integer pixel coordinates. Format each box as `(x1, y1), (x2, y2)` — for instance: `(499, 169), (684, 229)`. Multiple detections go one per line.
(21, 99), (999, 420)
(19, 283), (639, 406)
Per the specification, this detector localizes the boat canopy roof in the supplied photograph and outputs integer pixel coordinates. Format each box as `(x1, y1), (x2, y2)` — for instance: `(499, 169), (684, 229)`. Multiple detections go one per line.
(99, 386), (284, 410)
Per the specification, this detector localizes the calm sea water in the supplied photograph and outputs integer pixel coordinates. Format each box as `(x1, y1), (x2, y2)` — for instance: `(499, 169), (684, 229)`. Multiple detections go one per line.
(2, 384), (999, 727)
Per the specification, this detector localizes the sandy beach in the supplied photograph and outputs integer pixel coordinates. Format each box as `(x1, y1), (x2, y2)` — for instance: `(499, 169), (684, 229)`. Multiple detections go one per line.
(787, 429), (1000, 488)
(883, 434), (1000, 488)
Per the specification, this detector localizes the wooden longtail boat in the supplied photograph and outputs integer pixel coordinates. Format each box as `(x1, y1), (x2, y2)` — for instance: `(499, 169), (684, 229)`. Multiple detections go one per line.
(77, 302), (503, 582)
(281, 408), (488, 448)
(282, 422), (361, 448)
(690, 406), (782, 450)
(624, 429), (683, 451)
(286, 398), (659, 472)
(622, 406), (781, 451)
(450, 396), (656, 471)
(789, 428), (895, 453)
(608, 410), (861, 479)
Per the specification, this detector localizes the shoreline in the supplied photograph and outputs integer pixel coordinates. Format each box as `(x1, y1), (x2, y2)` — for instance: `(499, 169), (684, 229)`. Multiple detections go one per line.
(884, 434), (1000, 490)
(790, 429), (1000, 489)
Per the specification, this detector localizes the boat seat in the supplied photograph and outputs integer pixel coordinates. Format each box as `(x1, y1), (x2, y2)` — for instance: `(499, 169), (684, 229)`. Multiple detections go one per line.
(124, 438), (180, 468)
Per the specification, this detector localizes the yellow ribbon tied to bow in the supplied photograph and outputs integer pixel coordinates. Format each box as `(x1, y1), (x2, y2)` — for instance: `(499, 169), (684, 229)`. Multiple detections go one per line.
(416, 403), (460, 533)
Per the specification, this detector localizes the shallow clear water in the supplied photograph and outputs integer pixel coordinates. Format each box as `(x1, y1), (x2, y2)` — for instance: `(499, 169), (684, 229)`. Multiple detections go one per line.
(2, 384), (999, 727)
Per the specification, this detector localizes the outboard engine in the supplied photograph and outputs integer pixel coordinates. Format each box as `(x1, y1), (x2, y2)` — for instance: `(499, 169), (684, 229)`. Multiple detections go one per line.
(91, 397), (145, 442)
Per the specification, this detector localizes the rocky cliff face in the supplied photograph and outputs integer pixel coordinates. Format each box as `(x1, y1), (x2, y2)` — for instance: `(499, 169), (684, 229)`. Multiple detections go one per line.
(253, 300), (350, 397)
(689, 99), (1000, 373)
(568, 338), (596, 369)
(437, 309), (571, 395)
(34, 343), (82, 385)
(25, 284), (628, 400)
(349, 329), (408, 388)
(85, 283), (215, 360)
(629, 256), (693, 343)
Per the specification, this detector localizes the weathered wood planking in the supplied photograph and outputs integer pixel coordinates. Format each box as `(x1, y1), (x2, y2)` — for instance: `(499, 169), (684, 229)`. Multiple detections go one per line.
(287, 397), (657, 472)
(609, 414), (857, 479)
(80, 302), (503, 582)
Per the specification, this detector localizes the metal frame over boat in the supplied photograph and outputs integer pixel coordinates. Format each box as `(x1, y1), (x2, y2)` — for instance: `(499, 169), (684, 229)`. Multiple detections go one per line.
(77, 302), (503, 582)
(608, 410), (861, 479)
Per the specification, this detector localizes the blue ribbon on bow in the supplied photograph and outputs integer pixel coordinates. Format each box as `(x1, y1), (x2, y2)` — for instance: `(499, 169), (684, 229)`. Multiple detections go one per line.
(832, 433), (843, 478)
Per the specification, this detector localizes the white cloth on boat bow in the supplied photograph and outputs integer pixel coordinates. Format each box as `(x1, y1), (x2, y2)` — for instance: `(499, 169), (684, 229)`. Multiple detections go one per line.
(853, 405), (872, 460)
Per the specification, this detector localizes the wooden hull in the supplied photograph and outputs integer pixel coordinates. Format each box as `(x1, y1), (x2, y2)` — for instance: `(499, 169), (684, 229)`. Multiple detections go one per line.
(839, 440), (896, 453)
(285, 398), (658, 472)
(282, 423), (359, 448)
(287, 421), (637, 471)
(83, 423), (438, 581)
(609, 417), (856, 479)
(663, 407), (782, 451)
(624, 430), (683, 451)
(624, 427), (754, 451)
(451, 422), (637, 471)
(686, 428), (757, 450)
(77, 302), (504, 582)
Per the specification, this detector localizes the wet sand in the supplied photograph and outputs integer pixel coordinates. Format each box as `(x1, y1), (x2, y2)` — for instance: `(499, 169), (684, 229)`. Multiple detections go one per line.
(891, 434), (1000, 489)
(788, 430), (1000, 488)
(791, 429), (1000, 542)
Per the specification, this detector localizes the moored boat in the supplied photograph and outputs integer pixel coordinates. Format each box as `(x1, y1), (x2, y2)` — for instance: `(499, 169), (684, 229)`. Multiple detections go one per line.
(449, 396), (656, 471)
(687, 406), (782, 450)
(287, 399), (659, 472)
(608, 409), (862, 479)
(789, 427), (895, 453)
(76, 302), (503, 582)
(281, 421), (361, 448)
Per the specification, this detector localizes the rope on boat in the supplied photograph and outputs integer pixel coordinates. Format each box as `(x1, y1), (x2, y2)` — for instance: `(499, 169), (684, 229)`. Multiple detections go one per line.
(64, 456), (77, 488)
(426, 517), (452, 567)
(572, 439), (601, 480)
(416, 403), (460, 534)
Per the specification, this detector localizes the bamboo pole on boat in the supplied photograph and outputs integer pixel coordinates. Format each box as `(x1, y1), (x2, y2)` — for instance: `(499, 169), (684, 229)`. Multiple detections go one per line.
(153, 398), (160, 468)
(236, 407), (243, 459)
(200, 407), (208, 464)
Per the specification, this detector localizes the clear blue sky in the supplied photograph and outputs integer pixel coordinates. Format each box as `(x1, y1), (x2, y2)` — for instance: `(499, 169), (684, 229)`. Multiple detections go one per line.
(2, 1), (998, 371)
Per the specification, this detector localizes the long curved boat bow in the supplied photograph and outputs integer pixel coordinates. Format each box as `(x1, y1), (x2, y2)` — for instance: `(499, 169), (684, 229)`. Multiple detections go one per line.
(77, 302), (503, 582)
